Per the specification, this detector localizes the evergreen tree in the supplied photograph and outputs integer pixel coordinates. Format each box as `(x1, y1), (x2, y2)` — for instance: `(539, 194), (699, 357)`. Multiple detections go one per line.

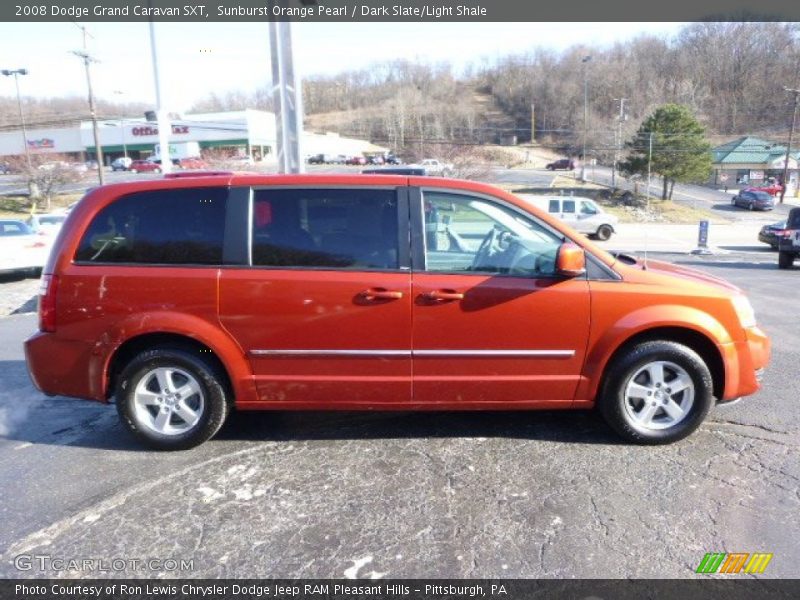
(621, 104), (712, 200)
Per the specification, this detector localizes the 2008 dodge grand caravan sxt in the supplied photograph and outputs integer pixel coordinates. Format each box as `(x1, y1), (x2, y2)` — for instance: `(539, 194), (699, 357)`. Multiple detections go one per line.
(25, 174), (770, 449)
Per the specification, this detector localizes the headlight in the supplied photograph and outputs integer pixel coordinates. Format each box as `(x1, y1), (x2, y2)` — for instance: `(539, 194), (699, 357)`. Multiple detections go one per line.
(732, 295), (757, 328)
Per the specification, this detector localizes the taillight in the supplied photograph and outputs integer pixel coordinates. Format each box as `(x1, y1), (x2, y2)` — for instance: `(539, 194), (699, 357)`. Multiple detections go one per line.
(39, 274), (58, 333)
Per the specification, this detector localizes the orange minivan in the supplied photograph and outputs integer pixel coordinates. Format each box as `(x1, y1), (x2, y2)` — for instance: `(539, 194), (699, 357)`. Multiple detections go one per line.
(25, 174), (770, 449)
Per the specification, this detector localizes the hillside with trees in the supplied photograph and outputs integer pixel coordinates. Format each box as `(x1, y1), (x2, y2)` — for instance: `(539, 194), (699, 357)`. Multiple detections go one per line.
(1, 22), (797, 162)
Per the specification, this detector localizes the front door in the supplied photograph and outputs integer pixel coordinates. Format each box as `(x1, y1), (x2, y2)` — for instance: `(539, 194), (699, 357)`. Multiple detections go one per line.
(411, 189), (590, 407)
(219, 186), (412, 407)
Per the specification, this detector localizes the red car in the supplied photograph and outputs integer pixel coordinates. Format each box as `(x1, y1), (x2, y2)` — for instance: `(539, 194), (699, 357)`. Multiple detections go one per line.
(346, 156), (367, 166)
(128, 160), (161, 174)
(25, 173), (769, 449)
(745, 183), (782, 196)
(177, 157), (208, 170)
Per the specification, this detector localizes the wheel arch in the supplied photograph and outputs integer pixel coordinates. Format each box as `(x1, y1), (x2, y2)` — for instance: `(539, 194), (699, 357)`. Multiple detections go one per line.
(593, 326), (725, 404)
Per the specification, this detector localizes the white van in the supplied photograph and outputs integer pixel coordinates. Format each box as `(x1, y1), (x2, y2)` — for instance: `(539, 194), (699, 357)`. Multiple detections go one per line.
(518, 194), (618, 241)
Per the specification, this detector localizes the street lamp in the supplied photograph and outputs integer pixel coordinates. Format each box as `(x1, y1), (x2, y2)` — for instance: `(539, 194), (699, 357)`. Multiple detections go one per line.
(580, 55), (592, 182)
(1, 68), (34, 173)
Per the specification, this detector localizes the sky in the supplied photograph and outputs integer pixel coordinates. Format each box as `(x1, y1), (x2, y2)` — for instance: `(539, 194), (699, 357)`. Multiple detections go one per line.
(0, 22), (684, 113)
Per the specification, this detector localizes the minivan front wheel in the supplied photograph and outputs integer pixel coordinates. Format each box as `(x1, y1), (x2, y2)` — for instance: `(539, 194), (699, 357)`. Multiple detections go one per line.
(599, 341), (713, 444)
(116, 348), (229, 450)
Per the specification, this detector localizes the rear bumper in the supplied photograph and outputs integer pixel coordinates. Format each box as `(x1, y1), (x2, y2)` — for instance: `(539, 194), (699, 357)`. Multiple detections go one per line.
(25, 331), (103, 402)
(720, 326), (770, 401)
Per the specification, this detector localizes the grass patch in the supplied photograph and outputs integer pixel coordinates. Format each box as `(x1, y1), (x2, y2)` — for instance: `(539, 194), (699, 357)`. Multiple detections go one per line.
(0, 193), (83, 219)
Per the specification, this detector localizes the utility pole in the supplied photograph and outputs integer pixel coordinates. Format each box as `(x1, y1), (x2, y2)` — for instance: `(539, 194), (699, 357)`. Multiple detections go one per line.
(612, 97), (627, 189)
(149, 19), (171, 174)
(580, 55), (592, 182)
(71, 25), (103, 185)
(779, 86), (799, 204)
(530, 102), (535, 143)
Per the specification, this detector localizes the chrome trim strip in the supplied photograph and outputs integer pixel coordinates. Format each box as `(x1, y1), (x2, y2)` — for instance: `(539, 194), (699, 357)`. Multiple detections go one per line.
(251, 349), (410, 357)
(414, 350), (575, 357)
(250, 349), (575, 358)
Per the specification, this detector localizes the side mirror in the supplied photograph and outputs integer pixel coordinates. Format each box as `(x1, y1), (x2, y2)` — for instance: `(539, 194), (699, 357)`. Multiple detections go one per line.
(556, 243), (586, 277)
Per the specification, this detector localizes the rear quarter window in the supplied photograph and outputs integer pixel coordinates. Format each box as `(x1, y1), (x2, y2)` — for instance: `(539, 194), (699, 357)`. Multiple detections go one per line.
(74, 187), (228, 265)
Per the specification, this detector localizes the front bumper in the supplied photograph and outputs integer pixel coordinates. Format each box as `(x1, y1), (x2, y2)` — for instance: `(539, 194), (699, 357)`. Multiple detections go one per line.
(720, 326), (770, 401)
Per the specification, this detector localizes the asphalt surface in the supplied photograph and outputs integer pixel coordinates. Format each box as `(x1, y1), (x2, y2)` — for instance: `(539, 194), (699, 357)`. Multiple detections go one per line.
(0, 252), (797, 579)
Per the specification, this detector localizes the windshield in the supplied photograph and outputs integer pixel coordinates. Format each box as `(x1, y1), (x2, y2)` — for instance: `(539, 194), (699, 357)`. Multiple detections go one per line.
(753, 192), (772, 201)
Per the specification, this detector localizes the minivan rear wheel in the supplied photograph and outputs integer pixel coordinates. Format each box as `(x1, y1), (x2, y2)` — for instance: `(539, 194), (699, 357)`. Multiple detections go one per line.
(116, 348), (229, 450)
(599, 341), (713, 444)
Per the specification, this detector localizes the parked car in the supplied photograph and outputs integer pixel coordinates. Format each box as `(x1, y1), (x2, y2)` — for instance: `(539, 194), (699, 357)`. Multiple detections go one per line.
(758, 220), (788, 249)
(0, 162), (11, 175)
(385, 154), (402, 165)
(731, 190), (774, 211)
(417, 158), (453, 175)
(111, 157), (132, 171)
(777, 207), (800, 269)
(25, 174), (770, 450)
(307, 154), (326, 165)
(128, 160), (162, 174)
(176, 157), (207, 170)
(546, 158), (576, 170)
(518, 195), (618, 241)
(745, 182), (782, 196)
(346, 156), (367, 166)
(367, 155), (384, 165)
(26, 213), (67, 236)
(0, 219), (50, 276)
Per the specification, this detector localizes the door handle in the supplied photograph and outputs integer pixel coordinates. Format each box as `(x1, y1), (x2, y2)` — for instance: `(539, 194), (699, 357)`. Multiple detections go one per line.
(360, 288), (404, 301)
(424, 290), (465, 302)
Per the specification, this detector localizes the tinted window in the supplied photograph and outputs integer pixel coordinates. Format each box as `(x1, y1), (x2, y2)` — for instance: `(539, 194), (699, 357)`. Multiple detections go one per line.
(580, 201), (597, 215)
(252, 188), (399, 270)
(75, 187), (228, 264)
(548, 200), (560, 213)
(788, 209), (800, 229)
(562, 200), (576, 214)
(422, 192), (562, 277)
(753, 192), (772, 201)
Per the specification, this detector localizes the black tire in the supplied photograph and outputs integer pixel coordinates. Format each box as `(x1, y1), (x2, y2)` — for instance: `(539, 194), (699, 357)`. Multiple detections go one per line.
(596, 224), (613, 241)
(731, 197), (736, 206)
(778, 251), (794, 269)
(748, 202), (754, 211)
(116, 348), (229, 450)
(599, 341), (714, 444)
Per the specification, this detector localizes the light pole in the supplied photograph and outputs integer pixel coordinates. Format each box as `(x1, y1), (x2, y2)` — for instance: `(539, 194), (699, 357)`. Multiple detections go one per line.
(580, 55), (592, 182)
(779, 86), (799, 204)
(114, 90), (128, 159)
(1, 69), (33, 171)
(612, 97), (627, 189)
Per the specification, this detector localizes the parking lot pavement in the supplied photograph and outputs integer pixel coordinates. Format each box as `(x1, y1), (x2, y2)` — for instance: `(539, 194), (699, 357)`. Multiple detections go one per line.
(0, 276), (39, 317)
(0, 253), (797, 579)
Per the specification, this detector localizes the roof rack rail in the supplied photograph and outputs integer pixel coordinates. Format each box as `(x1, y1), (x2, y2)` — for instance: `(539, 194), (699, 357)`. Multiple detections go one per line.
(164, 170), (234, 179)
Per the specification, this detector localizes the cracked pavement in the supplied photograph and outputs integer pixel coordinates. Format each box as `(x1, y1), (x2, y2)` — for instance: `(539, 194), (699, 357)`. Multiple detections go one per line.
(0, 253), (797, 579)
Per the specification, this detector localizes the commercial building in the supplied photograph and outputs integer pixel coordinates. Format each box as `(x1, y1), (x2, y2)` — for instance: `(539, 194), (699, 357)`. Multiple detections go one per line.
(711, 136), (799, 194)
(0, 109), (387, 164)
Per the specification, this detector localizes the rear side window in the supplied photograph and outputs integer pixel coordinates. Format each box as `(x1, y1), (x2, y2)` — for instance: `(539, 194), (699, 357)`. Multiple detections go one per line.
(562, 200), (576, 214)
(75, 187), (228, 265)
(548, 200), (559, 213)
(252, 188), (399, 270)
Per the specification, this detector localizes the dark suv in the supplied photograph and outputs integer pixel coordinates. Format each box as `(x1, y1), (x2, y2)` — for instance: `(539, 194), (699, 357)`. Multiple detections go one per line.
(546, 159), (575, 171)
(778, 207), (800, 269)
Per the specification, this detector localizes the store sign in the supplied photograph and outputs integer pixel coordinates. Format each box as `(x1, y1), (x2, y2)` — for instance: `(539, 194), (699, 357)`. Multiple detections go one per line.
(768, 156), (798, 170)
(749, 170), (765, 180)
(27, 138), (54, 149)
(131, 125), (190, 137)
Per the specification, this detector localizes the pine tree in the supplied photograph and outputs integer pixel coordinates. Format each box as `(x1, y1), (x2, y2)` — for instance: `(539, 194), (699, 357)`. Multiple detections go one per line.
(621, 104), (712, 200)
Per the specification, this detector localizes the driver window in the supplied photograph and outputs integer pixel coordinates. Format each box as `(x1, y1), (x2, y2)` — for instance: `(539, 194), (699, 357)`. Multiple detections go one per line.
(580, 201), (597, 215)
(421, 191), (563, 278)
